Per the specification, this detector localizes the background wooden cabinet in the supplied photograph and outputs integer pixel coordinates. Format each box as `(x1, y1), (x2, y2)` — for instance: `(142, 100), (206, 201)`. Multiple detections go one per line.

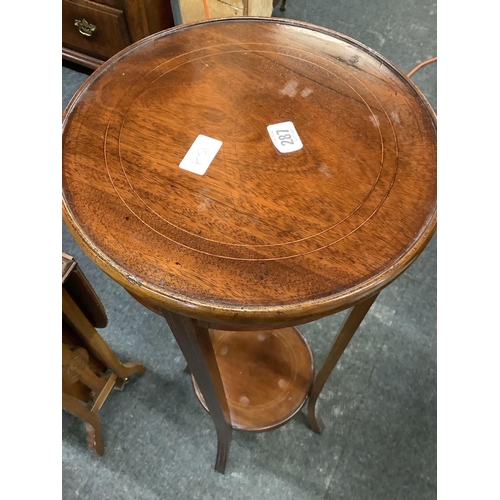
(63, 0), (175, 70)
(176, 0), (273, 24)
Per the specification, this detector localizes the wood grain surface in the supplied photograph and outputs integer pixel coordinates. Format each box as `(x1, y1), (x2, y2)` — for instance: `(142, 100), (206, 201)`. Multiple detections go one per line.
(191, 327), (314, 431)
(62, 18), (437, 328)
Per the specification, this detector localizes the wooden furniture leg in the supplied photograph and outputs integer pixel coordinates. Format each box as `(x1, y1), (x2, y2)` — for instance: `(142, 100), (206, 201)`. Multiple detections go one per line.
(63, 392), (105, 455)
(162, 310), (232, 474)
(62, 287), (146, 382)
(307, 293), (379, 434)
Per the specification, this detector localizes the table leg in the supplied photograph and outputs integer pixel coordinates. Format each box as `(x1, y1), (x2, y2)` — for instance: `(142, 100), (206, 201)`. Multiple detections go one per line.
(62, 288), (146, 382)
(307, 293), (379, 434)
(62, 392), (105, 455)
(162, 310), (232, 474)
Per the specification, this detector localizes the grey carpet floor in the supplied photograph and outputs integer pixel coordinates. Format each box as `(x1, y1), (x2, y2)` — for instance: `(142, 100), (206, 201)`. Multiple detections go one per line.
(62, 1), (437, 498)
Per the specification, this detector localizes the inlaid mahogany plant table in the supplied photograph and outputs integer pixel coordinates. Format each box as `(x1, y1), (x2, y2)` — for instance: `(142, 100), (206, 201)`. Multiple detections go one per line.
(62, 17), (436, 473)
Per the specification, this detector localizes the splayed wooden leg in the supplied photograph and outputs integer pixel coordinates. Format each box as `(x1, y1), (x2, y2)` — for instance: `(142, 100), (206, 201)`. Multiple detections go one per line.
(162, 310), (232, 474)
(307, 294), (379, 434)
(63, 393), (105, 455)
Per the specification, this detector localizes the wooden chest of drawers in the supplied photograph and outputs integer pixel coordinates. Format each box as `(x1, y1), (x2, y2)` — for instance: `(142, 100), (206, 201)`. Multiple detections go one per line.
(62, 0), (174, 69)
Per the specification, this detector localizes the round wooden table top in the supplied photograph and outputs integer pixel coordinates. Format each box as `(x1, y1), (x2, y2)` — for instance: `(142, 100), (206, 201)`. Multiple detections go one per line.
(62, 17), (436, 328)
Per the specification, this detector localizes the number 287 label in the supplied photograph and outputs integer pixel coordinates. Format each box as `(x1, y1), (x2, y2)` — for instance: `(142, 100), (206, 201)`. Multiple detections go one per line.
(267, 121), (303, 153)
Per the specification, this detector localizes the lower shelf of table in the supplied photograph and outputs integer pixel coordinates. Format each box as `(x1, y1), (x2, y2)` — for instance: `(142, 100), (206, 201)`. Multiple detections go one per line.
(191, 327), (314, 432)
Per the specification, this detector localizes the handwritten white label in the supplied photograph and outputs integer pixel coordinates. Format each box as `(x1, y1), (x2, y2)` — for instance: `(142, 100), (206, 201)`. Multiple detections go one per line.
(267, 121), (303, 153)
(179, 134), (223, 175)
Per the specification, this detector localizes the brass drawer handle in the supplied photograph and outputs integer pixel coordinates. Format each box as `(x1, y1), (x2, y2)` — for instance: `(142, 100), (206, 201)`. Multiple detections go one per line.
(74, 18), (97, 37)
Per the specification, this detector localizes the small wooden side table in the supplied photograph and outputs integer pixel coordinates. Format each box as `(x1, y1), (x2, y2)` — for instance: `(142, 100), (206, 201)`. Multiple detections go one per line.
(62, 253), (146, 454)
(62, 18), (436, 473)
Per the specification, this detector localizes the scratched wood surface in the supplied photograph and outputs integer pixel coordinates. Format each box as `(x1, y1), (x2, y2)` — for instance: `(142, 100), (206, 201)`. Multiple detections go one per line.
(62, 18), (437, 328)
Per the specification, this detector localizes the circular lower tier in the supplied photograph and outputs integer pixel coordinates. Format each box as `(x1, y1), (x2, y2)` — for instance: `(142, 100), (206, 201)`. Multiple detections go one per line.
(191, 327), (314, 431)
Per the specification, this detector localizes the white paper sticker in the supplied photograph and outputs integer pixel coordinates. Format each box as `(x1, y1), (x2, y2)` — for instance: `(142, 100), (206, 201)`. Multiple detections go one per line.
(179, 134), (223, 175)
(267, 121), (303, 153)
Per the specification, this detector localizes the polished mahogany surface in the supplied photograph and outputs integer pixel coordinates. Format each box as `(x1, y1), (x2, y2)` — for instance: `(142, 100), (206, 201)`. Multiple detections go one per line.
(192, 327), (314, 431)
(62, 18), (436, 327)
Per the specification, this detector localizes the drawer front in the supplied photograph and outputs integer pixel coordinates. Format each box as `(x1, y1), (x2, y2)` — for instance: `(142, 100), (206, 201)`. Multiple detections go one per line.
(92, 0), (124, 8)
(62, 0), (130, 60)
